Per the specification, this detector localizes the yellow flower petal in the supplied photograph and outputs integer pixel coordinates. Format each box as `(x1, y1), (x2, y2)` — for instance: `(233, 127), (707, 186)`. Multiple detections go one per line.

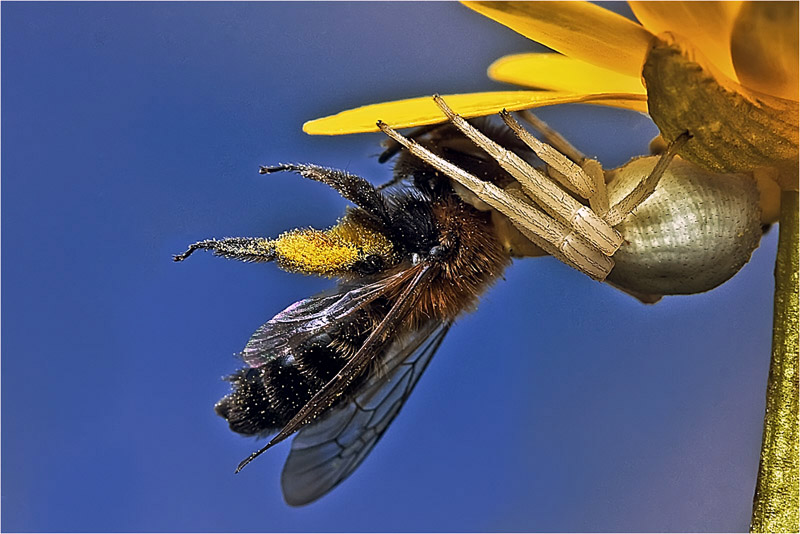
(462, 1), (653, 78)
(629, 1), (741, 81)
(488, 53), (646, 94)
(303, 91), (647, 135)
(730, 1), (799, 101)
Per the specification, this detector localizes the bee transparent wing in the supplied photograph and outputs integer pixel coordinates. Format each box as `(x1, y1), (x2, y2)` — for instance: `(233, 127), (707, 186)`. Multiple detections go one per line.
(280, 320), (452, 506)
(242, 270), (409, 368)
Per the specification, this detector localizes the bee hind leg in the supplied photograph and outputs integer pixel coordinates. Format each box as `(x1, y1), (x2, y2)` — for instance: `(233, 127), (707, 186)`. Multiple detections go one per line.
(173, 237), (276, 263)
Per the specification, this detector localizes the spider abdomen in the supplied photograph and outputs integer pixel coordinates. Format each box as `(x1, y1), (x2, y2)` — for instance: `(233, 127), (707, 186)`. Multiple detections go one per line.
(606, 156), (762, 295)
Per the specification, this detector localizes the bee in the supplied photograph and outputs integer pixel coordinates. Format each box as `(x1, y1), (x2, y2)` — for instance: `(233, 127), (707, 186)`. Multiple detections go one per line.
(173, 117), (538, 505)
(175, 97), (762, 506)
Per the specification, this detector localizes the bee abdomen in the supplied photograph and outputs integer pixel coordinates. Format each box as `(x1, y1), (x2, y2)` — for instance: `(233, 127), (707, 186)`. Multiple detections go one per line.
(216, 318), (372, 437)
(216, 358), (323, 438)
(214, 368), (285, 437)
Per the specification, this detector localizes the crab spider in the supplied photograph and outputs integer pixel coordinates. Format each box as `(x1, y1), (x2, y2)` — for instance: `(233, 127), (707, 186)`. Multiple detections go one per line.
(377, 95), (689, 281)
(378, 95), (762, 301)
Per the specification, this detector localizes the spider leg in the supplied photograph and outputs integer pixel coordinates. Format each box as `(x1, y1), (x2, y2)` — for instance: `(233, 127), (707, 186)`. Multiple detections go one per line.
(517, 109), (586, 164)
(432, 95), (622, 258)
(377, 120), (614, 281)
(603, 131), (692, 226)
(499, 109), (593, 196)
(500, 110), (610, 217)
(378, 124), (441, 164)
(580, 159), (610, 217)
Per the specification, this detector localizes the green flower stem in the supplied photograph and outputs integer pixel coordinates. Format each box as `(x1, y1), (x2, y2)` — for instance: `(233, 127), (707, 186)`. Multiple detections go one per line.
(751, 191), (799, 533)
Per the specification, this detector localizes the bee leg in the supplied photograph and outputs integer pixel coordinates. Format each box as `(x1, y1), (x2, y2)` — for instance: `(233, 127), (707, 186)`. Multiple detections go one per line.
(377, 120), (613, 281)
(499, 110), (610, 217)
(260, 164), (391, 226)
(432, 95), (622, 258)
(173, 237), (275, 263)
(603, 131), (692, 226)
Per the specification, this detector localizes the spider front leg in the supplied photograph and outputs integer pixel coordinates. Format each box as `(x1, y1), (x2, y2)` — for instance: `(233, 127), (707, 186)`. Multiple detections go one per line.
(376, 121), (614, 281)
(504, 112), (751, 303)
(431, 95), (623, 260)
(500, 109), (610, 217)
(601, 131), (692, 225)
(379, 96), (699, 288)
(501, 108), (692, 226)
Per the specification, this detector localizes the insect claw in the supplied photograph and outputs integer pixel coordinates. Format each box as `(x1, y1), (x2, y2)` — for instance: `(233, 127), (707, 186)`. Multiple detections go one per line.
(259, 165), (287, 175)
(173, 242), (211, 262)
(174, 238), (277, 264)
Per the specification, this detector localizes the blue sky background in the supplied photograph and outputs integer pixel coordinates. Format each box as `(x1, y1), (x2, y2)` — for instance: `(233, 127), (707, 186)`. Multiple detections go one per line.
(2, 2), (776, 532)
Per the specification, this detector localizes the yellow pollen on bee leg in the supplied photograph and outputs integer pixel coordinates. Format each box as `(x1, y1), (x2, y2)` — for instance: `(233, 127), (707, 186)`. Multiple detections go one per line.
(270, 216), (394, 276)
(329, 218), (394, 260)
(272, 229), (359, 275)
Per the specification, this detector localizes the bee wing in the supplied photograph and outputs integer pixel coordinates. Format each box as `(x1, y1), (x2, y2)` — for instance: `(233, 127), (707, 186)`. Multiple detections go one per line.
(242, 270), (409, 368)
(280, 319), (452, 506)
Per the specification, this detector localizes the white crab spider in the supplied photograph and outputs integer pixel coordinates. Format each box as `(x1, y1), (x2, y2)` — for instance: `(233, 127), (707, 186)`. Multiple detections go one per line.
(378, 95), (762, 302)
